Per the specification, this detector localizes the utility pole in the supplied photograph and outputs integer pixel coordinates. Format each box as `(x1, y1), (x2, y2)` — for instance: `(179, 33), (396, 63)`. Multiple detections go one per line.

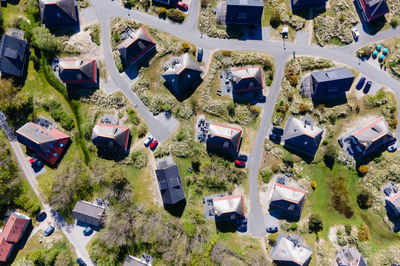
(293, 51), (296, 59)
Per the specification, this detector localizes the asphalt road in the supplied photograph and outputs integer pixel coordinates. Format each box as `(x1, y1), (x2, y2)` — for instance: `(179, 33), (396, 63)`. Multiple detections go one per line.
(88, 0), (400, 238)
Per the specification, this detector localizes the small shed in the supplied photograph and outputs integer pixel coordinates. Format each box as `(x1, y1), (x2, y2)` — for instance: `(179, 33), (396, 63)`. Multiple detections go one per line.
(372, 50), (379, 58)
(383, 47), (389, 55)
(377, 44), (383, 51)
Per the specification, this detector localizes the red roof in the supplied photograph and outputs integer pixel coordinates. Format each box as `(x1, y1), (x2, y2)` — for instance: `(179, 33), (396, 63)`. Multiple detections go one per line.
(0, 234), (13, 262)
(2, 213), (29, 243)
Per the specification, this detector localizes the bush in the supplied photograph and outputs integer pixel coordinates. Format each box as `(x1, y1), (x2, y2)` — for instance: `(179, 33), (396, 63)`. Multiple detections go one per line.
(227, 102), (235, 117)
(32, 27), (61, 58)
(181, 42), (190, 53)
(270, 8), (281, 28)
(260, 167), (273, 183)
(345, 224), (352, 235)
(158, 7), (167, 18)
(311, 181), (317, 190)
(298, 103), (308, 114)
(51, 109), (75, 131)
(137, 125), (147, 138)
(167, 9), (186, 23)
(249, 105), (260, 117)
(131, 151), (148, 169)
(282, 153), (294, 166)
(288, 75), (298, 86)
(200, 0), (209, 7)
(357, 190), (373, 209)
(90, 26), (101, 46)
(268, 233), (278, 246)
(389, 118), (398, 129)
(358, 225), (369, 241)
(309, 213), (323, 233)
(357, 165), (368, 175)
(323, 145), (337, 169)
(391, 15), (399, 27)
(191, 157), (201, 172)
(127, 108), (140, 125)
(290, 222), (298, 231)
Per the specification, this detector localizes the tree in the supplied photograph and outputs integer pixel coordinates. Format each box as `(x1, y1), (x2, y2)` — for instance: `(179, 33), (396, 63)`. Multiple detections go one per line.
(32, 27), (61, 57)
(269, 8), (281, 28)
(323, 145), (337, 169)
(311, 181), (317, 190)
(309, 213), (323, 233)
(167, 9), (185, 23)
(288, 75), (298, 86)
(357, 190), (373, 209)
(227, 102), (235, 117)
(158, 7), (167, 18)
(357, 165), (368, 176)
(181, 42), (190, 53)
(200, 0), (210, 7)
(141, 0), (150, 11)
(298, 103), (308, 114)
(391, 15), (399, 27)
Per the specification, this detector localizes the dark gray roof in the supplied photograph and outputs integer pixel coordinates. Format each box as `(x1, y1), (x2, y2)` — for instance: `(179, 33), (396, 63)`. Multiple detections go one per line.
(72, 201), (105, 227)
(231, 66), (263, 93)
(282, 116), (324, 157)
(39, 0), (79, 28)
(225, 0), (264, 25)
(0, 33), (28, 77)
(311, 67), (354, 83)
(270, 183), (307, 216)
(155, 157), (185, 205)
(291, 0), (326, 9)
(227, 0), (263, 7)
(336, 247), (366, 266)
(91, 123), (130, 151)
(162, 53), (203, 93)
(58, 59), (97, 84)
(206, 122), (243, 154)
(270, 234), (312, 265)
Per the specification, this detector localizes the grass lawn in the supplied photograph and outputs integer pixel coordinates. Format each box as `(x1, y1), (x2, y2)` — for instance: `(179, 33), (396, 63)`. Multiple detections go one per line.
(1, 1), (27, 28)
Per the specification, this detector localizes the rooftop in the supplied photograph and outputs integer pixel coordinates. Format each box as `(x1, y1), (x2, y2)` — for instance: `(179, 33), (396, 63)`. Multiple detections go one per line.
(270, 234), (312, 265)
(213, 195), (245, 217)
(311, 67), (354, 83)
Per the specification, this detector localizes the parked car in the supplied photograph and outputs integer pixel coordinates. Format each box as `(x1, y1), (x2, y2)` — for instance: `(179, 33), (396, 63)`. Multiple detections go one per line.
(237, 154), (248, 162)
(363, 81), (372, 94)
(31, 160), (43, 169)
(272, 127), (284, 136)
(29, 157), (38, 164)
(237, 218), (247, 232)
(77, 258), (87, 266)
(211, 8), (216, 14)
(144, 135), (153, 147)
(197, 47), (203, 62)
(177, 1), (188, 10)
(235, 160), (245, 168)
(255, 93), (266, 101)
(36, 211), (47, 222)
(356, 77), (366, 90)
(150, 139), (158, 150)
(83, 226), (93, 236)
(266, 226), (278, 233)
(388, 143), (398, 152)
(43, 225), (55, 236)
(198, 119), (205, 127)
(352, 27), (360, 39)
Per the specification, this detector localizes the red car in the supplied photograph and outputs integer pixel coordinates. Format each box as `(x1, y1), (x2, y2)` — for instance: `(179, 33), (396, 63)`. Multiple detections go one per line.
(150, 139), (158, 150)
(177, 1), (188, 10)
(235, 160), (245, 168)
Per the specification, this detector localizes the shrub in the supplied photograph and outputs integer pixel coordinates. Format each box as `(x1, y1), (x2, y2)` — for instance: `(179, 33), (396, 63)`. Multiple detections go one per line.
(290, 222), (298, 231)
(90, 26), (101, 46)
(222, 50), (232, 57)
(309, 213), (323, 233)
(131, 150), (148, 169)
(288, 75), (298, 86)
(345, 224), (352, 235)
(357, 190), (373, 209)
(311, 181), (317, 190)
(391, 15), (399, 27)
(298, 103), (308, 114)
(323, 145), (337, 169)
(282, 153), (294, 166)
(337, 236), (347, 246)
(163, 103), (172, 113)
(167, 9), (185, 23)
(268, 233), (278, 246)
(287, 92), (293, 102)
(358, 225), (369, 241)
(389, 118), (398, 129)
(339, 15), (345, 22)
(270, 8), (281, 28)
(181, 42), (190, 53)
(137, 125), (147, 138)
(227, 102), (235, 117)
(127, 108), (140, 125)
(158, 7), (167, 18)
(200, 0), (209, 7)
(32, 27), (61, 58)
(357, 165), (368, 175)
(260, 167), (273, 183)
(191, 157), (201, 172)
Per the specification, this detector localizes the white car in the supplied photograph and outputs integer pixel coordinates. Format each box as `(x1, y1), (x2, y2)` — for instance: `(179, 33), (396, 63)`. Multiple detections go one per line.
(144, 135), (153, 147)
(352, 27), (360, 39)
(388, 143), (398, 152)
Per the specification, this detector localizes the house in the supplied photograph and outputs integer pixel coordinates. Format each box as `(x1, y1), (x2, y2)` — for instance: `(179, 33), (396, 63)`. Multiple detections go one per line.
(72, 201), (106, 227)
(213, 195), (245, 221)
(310, 67), (355, 101)
(123, 254), (153, 266)
(16, 122), (70, 166)
(270, 234), (313, 266)
(349, 117), (394, 157)
(155, 157), (186, 205)
(0, 29), (29, 78)
(151, 0), (169, 5)
(58, 59), (98, 85)
(336, 247), (366, 266)
(39, 0), (79, 28)
(230, 66), (263, 97)
(91, 123), (130, 152)
(282, 116), (324, 157)
(291, 0), (326, 10)
(205, 122), (243, 156)
(355, 0), (389, 23)
(162, 53), (203, 96)
(269, 183), (307, 218)
(116, 27), (156, 66)
(225, 0), (264, 25)
(0, 212), (31, 262)
(382, 182), (400, 217)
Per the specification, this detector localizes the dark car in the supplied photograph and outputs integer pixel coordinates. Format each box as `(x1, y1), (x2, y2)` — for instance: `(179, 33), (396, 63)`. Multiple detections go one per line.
(36, 211), (47, 222)
(363, 81), (372, 94)
(356, 77), (366, 90)
(32, 160), (43, 169)
(272, 127), (284, 136)
(266, 226), (278, 233)
(237, 154), (248, 162)
(83, 226), (93, 236)
(43, 225), (55, 236)
(77, 258), (87, 266)
(197, 48), (203, 62)
(237, 218), (247, 232)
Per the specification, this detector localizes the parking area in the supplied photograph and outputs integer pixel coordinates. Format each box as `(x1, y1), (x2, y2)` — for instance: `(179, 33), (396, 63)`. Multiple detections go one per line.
(196, 118), (210, 143)
(202, 196), (217, 220)
(217, 70), (233, 97)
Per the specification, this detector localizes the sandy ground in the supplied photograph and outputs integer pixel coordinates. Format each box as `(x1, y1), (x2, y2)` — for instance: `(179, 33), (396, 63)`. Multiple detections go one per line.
(327, 225), (343, 249)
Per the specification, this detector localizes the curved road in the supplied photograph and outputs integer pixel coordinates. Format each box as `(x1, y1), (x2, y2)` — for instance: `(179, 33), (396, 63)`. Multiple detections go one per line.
(90, 0), (400, 240)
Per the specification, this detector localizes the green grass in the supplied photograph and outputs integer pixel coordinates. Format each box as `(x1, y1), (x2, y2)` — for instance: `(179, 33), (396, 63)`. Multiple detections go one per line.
(1, 1), (26, 28)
